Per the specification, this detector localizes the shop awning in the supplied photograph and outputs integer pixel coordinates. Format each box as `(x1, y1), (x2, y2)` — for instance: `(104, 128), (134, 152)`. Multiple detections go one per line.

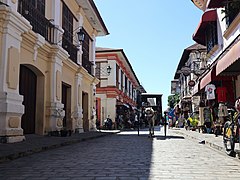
(200, 69), (213, 90)
(200, 65), (233, 90)
(192, 10), (217, 45)
(216, 41), (240, 76)
(207, 0), (225, 8)
(199, 65), (222, 90)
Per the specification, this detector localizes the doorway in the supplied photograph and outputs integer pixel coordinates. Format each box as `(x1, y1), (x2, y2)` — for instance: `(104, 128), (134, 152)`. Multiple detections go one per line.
(62, 83), (71, 129)
(19, 65), (36, 134)
(82, 92), (89, 132)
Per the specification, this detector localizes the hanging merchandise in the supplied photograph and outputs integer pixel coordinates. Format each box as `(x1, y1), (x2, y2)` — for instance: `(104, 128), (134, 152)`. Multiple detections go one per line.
(216, 87), (227, 103)
(218, 103), (228, 117)
(203, 107), (212, 122)
(199, 107), (204, 126)
(205, 84), (216, 100)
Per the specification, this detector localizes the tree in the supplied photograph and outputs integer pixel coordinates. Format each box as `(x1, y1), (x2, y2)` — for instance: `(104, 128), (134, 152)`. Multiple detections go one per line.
(168, 94), (180, 108)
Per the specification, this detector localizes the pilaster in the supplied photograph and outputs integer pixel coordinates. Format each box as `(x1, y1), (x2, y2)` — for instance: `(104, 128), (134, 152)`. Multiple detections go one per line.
(90, 83), (97, 131)
(0, 5), (31, 143)
(73, 73), (84, 133)
(76, 10), (84, 66)
(45, 45), (68, 132)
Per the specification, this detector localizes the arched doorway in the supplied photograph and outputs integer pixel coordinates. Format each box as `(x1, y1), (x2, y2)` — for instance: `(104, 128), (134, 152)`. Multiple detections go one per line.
(19, 65), (37, 134)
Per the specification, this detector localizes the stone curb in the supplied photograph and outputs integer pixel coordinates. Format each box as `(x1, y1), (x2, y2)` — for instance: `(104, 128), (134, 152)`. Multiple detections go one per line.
(173, 130), (225, 154)
(0, 132), (118, 164)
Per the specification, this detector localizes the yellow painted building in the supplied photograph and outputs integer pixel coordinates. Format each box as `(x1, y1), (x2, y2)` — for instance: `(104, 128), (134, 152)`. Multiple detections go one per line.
(0, 0), (108, 143)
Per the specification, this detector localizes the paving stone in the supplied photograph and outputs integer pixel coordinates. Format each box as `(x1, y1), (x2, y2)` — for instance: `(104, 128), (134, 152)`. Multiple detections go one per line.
(1, 128), (240, 179)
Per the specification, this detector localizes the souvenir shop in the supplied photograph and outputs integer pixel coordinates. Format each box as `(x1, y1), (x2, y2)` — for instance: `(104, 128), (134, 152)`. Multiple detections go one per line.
(198, 76), (235, 133)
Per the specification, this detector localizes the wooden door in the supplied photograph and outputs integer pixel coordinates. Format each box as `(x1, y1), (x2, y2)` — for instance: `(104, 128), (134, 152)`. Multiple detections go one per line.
(19, 65), (36, 134)
(82, 92), (89, 132)
(62, 83), (71, 129)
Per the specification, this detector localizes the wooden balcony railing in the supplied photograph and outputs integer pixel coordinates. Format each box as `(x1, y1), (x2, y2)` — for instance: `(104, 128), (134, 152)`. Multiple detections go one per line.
(82, 59), (93, 76)
(17, 0), (91, 69)
(18, 0), (55, 44)
(62, 37), (78, 64)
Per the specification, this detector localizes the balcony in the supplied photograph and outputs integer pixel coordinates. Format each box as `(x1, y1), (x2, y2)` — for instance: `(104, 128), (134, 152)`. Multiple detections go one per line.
(82, 59), (93, 76)
(62, 37), (78, 64)
(18, 0), (55, 44)
(18, 0), (79, 64)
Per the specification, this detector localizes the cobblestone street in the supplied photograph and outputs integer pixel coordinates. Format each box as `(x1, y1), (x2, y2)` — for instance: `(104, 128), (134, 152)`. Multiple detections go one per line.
(1, 128), (240, 180)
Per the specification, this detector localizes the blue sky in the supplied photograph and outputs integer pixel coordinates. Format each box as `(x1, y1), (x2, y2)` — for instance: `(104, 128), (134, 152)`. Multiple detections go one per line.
(94, 0), (202, 111)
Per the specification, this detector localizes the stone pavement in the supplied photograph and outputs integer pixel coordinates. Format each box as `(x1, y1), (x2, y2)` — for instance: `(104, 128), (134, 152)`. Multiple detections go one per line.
(2, 127), (240, 179)
(171, 127), (240, 157)
(0, 127), (239, 164)
(0, 130), (119, 163)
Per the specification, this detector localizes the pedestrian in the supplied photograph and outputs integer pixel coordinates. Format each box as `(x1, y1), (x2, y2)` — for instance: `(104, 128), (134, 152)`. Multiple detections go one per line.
(107, 115), (112, 130)
(96, 119), (100, 130)
(115, 114), (122, 130)
(214, 116), (221, 137)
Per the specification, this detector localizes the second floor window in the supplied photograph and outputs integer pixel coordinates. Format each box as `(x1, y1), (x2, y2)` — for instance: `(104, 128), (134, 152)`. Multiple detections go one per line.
(225, 1), (240, 27)
(125, 76), (128, 93)
(30, 0), (45, 15)
(129, 82), (131, 96)
(82, 29), (90, 62)
(205, 22), (218, 53)
(62, 3), (78, 63)
(121, 70), (124, 91)
(18, 0), (56, 44)
(116, 64), (120, 89)
(62, 3), (74, 46)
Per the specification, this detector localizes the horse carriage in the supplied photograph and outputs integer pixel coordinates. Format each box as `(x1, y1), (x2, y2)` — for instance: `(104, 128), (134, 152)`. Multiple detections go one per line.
(140, 93), (164, 137)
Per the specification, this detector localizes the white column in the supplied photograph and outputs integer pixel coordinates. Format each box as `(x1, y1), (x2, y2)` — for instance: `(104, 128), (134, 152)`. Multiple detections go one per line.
(0, 5), (31, 143)
(76, 10), (84, 65)
(46, 47), (68, 132)
(90, 83), (97, 131)
(91, 31), (97, 76)
(73, 73), (83, 133)
(46, 0), (64, 46)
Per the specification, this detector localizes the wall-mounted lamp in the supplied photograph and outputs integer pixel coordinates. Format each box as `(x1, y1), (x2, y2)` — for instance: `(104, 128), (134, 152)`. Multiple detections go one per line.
(106, 65), (111, 75)
(179, 64), (203, 77)
(96, 65), (112, 76)
(76, 28), (84, 45)
(178, 49), (208, 77)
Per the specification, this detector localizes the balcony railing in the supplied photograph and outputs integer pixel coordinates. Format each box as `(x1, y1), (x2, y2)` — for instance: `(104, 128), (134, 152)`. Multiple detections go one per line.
(18, 0), (79, 64)
(18, 0), (55, 44)
(17, 0), (92, 70)
(82, 59), (93, 76)
(62, 37), (78, 64)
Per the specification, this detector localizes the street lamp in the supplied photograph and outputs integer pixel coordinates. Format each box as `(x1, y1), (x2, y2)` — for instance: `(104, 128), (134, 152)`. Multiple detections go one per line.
(106, 65), (111, 75)
(96, 65), (112, 76)
(178, 49), (206, 77)
(77, 28), (84, 45)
